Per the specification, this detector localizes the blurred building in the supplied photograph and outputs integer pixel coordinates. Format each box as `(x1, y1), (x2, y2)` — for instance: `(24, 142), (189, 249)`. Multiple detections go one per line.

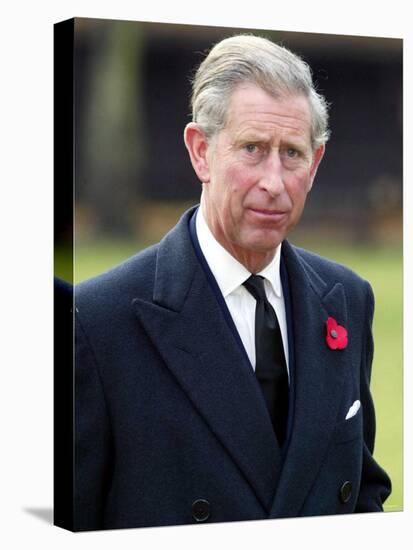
(70, 18), (402, 245)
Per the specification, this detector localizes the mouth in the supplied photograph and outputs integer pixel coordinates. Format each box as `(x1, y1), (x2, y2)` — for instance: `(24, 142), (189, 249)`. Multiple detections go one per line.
(247, 207), (289, 222)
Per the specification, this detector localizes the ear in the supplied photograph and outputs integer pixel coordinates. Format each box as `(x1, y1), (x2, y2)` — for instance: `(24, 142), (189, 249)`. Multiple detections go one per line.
(183, 123), (211, 183)
(307, 144), (325, 191)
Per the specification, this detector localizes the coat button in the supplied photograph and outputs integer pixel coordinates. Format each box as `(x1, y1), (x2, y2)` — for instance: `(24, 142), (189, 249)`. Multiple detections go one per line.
(339, 481), (352, 503)
(192, 499), (210, 522)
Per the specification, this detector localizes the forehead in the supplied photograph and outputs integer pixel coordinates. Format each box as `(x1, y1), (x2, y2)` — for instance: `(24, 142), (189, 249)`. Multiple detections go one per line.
(224, 83), (312, 142)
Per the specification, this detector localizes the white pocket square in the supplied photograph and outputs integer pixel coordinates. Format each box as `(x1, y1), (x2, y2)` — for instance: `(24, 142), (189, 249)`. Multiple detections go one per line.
(345, 400), (361, 420)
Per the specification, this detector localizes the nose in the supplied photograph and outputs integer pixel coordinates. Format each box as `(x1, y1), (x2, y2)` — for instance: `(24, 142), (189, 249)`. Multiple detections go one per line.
(258, 151), (285, 197)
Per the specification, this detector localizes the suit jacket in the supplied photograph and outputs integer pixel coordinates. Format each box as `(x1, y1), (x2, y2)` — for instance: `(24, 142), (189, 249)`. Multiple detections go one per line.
(74, 206), (391, 531)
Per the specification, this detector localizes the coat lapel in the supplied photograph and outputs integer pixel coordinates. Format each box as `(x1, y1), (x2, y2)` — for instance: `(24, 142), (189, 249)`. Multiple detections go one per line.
(270, 241), (349, 517)
(133, 209), (282, 513)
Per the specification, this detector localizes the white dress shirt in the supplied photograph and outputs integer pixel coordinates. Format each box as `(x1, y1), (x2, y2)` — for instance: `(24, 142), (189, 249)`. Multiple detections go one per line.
(195, 208), (289, 375)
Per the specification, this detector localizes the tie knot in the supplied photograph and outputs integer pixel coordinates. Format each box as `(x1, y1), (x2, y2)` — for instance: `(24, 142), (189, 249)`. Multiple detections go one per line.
(243, 275), (267, 303)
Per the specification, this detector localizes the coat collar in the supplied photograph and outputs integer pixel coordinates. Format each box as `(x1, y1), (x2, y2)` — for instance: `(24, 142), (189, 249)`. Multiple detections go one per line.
(133, 208), (349, 517)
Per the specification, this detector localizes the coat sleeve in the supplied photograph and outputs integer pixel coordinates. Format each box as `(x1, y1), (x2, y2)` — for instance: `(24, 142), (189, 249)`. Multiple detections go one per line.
(74, 312), (113, 530)
(355, 282), (392, 512)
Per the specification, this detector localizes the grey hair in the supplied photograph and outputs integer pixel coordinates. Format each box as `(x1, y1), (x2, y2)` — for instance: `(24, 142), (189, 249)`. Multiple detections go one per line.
(191, 34), (330, 149)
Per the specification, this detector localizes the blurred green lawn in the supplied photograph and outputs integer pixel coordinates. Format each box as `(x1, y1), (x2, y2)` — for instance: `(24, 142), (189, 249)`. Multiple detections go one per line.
(62, 238), (402, 513)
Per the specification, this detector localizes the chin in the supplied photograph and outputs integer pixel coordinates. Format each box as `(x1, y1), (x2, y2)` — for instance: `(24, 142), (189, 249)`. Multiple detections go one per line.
(247, 229), (284, 249)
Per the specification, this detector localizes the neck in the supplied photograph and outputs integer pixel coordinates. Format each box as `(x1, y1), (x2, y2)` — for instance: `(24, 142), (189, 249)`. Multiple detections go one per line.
(199, 201), (277, 274)
(234, 252), (276, 274)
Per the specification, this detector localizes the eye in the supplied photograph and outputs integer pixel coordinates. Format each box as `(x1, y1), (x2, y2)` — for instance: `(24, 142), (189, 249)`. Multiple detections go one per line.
(244, 143), (258, 154)
(286, 147), (299, 158)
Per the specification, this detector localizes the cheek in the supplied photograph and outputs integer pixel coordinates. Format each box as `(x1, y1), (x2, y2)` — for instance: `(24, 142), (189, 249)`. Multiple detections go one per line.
(287, 173), (312, 205)
(225, 164), (256, 201)
(216, 166), (253, 231)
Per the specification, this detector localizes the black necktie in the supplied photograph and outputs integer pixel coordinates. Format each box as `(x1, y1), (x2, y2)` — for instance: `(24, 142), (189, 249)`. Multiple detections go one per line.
(243, 275), (289, 446)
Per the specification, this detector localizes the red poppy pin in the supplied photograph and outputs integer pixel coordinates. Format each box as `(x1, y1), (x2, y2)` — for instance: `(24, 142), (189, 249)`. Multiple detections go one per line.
(325, 316), (348, 350)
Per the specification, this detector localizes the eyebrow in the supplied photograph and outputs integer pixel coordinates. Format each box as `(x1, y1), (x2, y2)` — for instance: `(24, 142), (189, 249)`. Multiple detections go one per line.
(235, 132), (310, 150)
(282, 137), (309, 150)
(234, 132), (272, 145)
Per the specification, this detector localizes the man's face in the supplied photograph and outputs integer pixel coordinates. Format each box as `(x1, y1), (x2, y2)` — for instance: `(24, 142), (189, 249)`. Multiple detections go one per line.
(200, 83), (324, 270)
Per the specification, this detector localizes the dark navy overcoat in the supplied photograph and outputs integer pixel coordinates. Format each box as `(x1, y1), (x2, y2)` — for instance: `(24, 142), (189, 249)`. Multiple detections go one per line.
(74, 207), (391, 531)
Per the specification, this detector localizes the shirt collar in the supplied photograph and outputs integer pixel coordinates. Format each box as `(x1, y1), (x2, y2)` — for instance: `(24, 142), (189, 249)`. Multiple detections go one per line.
(195, 207), (282, 298)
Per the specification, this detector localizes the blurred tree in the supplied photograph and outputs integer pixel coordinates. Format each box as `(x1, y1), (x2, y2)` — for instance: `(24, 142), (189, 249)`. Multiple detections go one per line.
(75, 19), (145, 237)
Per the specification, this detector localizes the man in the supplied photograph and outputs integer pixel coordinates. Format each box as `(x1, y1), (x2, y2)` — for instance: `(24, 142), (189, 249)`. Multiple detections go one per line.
(74, 35), (391, 531)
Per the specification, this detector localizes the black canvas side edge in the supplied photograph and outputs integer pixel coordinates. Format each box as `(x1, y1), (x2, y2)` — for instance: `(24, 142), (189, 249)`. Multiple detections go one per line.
(53, 17), (75, 532)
